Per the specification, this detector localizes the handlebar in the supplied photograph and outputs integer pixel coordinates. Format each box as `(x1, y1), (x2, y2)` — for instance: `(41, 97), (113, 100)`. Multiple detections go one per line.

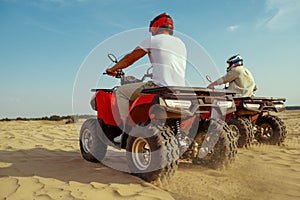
(104, 53), (152, 83)
(103, 69), (124, 78)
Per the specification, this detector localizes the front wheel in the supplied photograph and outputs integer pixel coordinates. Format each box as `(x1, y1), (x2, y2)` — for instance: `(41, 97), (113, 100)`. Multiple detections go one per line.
(126, 124), (179, 183)
(226, 117), (254, 148)
(255, 115), (287, 145)
(79, 118), (108, 162)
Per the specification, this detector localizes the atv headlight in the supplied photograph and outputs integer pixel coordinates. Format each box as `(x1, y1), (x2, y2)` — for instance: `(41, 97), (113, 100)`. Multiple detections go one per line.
(164, 99), (192, 109)
(217, 101), (233, 109)
(244, 103), (260, 110)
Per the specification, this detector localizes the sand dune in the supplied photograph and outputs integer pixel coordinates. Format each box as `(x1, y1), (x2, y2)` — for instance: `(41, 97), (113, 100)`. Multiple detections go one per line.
(0, 111), (299, 200)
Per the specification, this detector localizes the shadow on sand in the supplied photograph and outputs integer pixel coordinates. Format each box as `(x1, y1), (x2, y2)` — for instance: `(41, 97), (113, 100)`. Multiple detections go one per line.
(0, 148), (142, 184)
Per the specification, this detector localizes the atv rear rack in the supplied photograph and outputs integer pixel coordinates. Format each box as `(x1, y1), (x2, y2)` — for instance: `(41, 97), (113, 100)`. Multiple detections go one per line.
(234, 97), (286, 112)
(141, 86), (236, 96)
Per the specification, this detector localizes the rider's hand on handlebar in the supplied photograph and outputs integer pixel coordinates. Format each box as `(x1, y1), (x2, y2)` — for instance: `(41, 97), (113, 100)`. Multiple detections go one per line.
(105, 68), (117, 77)
(207, 82), (216, 89)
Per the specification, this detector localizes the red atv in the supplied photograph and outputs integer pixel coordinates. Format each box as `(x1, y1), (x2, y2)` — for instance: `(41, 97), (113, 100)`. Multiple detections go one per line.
(206, 75), (287, 147)
(226, 97), (287, 147)
(79, 54), (238, 183)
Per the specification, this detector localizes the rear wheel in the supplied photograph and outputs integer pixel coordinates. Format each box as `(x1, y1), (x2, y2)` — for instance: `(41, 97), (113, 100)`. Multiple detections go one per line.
(226, 117), (254, 148)
(126, 124), (179, 183)
(79, 118), (108, 162)
(192, 119), (238, 169)
(255, 115), (287, 145)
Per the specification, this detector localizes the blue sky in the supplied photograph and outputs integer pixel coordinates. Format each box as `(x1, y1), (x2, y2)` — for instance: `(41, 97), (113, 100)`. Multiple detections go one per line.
(0, 0), (299, 118)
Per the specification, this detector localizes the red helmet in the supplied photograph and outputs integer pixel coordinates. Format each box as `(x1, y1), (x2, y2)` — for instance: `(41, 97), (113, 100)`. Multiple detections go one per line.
(149, 13), (174, 35)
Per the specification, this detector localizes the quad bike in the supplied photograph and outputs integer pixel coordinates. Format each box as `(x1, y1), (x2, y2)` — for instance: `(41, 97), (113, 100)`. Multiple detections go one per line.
(79, 54), (238, 184)
(206, 76), (287, 148)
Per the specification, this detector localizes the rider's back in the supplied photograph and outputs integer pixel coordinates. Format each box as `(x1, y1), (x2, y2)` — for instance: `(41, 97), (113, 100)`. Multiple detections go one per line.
(139, 34), (187, 87)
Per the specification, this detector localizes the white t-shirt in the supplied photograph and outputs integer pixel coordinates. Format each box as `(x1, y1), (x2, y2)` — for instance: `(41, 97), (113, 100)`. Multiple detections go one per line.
(139, 34), (187, 87)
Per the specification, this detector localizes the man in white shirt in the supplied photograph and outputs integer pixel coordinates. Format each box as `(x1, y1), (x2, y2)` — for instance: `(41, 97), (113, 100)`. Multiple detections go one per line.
(106, 13), (187, 143)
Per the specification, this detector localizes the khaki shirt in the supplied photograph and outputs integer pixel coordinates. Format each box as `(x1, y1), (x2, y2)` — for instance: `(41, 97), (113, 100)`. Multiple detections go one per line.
(216, 66), (257, 97)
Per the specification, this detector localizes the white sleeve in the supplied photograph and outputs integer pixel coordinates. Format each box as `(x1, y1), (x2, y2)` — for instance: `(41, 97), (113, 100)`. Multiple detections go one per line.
(138, 37), (151, 53)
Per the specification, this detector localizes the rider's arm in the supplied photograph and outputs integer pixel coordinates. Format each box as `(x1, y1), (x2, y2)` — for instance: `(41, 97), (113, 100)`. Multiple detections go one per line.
(106, 47), (147, 76)
(216, 70), (239, 84)
(207, 70), (239, 88)
(207, 80), (218, 89)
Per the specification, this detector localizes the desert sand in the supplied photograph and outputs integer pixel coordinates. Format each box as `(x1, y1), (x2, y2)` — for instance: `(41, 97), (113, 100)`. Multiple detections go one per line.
(0, 111), (299, 200)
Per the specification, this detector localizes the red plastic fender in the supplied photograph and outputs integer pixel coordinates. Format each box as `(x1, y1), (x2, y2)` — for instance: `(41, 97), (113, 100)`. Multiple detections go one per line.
(128, 94), (157, 126)
(96, 90), (121, 126)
